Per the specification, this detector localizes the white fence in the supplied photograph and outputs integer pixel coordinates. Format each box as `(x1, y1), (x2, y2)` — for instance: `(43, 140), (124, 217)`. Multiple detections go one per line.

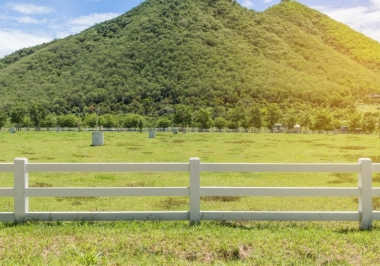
(1, 158), (380, 229)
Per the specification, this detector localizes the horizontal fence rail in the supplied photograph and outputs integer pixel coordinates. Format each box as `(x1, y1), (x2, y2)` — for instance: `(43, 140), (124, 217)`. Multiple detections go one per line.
(0, 157), (379, 229)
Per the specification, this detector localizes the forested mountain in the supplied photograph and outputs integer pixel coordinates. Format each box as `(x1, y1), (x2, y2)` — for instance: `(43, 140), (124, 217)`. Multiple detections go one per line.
(1, 0), (380, 116)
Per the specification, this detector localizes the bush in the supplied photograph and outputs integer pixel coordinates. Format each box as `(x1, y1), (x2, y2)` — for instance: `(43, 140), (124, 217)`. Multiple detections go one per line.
(40, 114), (57, 127)
(157, 117), (172, 128)
(57, 115), (79, 127)
(214, 117), (227, 130)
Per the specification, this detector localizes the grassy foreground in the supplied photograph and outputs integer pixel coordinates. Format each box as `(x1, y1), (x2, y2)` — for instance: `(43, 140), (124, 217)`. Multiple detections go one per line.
(1, 131), (380, 265)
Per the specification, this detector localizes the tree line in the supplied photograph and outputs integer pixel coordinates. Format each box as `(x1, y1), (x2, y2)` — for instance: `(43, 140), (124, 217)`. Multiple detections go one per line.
(1, 102), (379, 133)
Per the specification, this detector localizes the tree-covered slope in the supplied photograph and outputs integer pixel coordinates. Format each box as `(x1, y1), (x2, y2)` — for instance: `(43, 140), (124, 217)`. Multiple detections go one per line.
(266, 2), (380, 73)
(0, 0), (379, 114)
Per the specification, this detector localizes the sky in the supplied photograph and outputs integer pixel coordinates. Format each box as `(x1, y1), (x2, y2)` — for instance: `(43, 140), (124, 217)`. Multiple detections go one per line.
(0, 0), (380, 58)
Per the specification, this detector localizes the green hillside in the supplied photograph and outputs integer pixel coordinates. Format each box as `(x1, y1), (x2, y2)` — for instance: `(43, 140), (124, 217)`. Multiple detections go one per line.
(0, 0), (380, 115)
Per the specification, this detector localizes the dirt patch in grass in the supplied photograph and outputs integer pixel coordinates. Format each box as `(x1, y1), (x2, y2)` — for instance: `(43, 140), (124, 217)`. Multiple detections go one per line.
(225, 140), (254, 144)
(130, 143), (145, 147)
(352, 197), (380, 210)
(340, 146), (367, 150)
(191, 139), (208, 142)
(172, 140), (185, 143)
(56, 197), (99, 204)
(344, 154), (380, 163)
(328, 173), (356, 184)
(126, 181), (154, 187)
(116, 141), (128, 146)
(30, 182), (53, 187)
(343, 154), (366, 162)
(312, 144), (336, 149)
(370, 156), (380, 163)
(128, 147), (143, 150)
(201, 196), (242, 202)
(373, 197), (380, 210)
(157, 197), (187, 209)
(43, 156), (56, 160)
(95, 174), (115, 180)
(299, 139), (317, 143)
(73, 154), (90, 158)
(372, 173), (380, 182)
(218, 245), (252, 262)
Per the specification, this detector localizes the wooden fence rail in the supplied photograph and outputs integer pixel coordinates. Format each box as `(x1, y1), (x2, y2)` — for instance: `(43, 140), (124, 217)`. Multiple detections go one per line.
(0, 157), (378, 229)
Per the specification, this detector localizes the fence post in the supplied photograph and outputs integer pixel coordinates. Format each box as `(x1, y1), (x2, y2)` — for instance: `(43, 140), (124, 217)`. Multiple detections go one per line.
(358, 158), (372, 230)
(189, 157), (201, 223)
(14, 158), (28, 223)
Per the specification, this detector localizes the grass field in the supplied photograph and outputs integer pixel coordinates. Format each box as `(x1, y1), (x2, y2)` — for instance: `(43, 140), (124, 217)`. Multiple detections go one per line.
(1, 131), (380, 265)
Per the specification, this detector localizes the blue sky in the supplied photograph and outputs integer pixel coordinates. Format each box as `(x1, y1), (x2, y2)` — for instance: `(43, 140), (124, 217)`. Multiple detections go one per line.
(0, 0), (379, 58)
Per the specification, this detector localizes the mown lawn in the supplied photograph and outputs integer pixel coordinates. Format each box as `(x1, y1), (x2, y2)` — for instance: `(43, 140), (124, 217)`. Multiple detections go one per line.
(1, 131), (380, 265)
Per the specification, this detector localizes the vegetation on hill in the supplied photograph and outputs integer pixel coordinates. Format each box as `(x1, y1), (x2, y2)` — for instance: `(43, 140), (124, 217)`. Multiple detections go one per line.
(0, 0), (380, 129)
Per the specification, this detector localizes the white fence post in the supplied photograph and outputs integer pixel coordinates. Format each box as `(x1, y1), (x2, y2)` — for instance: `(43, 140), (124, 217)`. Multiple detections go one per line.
(358, 158), (372, 230)
(189, 157), (201, 223)
(14, 158), (28, 223)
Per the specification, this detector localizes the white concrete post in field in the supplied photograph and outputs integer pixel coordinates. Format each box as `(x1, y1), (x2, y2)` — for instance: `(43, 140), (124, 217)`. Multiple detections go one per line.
(358, 158), (372, 230)
(14, 158), (28, 223)
(189, 157), (201, 223)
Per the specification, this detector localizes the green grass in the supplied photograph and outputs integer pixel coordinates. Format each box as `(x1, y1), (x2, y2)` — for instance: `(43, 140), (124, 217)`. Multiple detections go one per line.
(1, 131), (380, 264)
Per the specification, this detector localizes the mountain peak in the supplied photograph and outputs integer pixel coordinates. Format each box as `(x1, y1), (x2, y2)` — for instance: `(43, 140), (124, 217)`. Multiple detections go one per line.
(0, 0), (380, 113)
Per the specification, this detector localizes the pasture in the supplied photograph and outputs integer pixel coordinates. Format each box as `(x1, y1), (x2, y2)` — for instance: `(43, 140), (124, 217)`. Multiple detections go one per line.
(1, 131), (380, 265)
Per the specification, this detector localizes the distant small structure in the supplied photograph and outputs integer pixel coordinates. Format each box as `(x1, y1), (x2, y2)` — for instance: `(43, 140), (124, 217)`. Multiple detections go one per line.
(272, 124), (284, 133)
(340, 126), (348, 133)
(368, 94), (380, 99)
(289, 124), (301, 133)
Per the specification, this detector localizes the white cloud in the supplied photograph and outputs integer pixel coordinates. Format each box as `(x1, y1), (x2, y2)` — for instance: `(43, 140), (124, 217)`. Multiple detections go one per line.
(7, 3), (55, 15)
(263, 0), (274, 3)
(43, 12), (120, 40)
(0, 29), (51, 57)
(370, 0), (380, 9)
(13, 16), (41, 24)
(242, 0), (254, 8)
(313, 5), (380, 43)
(68, 12), (119, 28)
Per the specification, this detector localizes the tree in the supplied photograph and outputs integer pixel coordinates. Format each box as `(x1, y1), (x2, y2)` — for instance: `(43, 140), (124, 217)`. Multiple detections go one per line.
(348, 112), (362, 131)
(264, 104), (281, 130)
(40, 114), (57, 127)
(214, 117), (227, 131)
(102, 114), (117, 128)
(312, 109), (332, 131)
(227, 120), (239, 130)
(362, 112), (376, 133)
(299, 112), (311, 130)
(84, 114), (98, 128)
(29, 104), (47, 130)
(240, 117), (252, 130)
(174, 104), (191, 131)
(123, 114), (141, 128)
(0, 110), (7, 128)
(137, 116), (145, 132)
(157, 117), (172, 129)
(282, 113), (297, 131)
(250, 106), (262, 131)
(193, 108), (212, 131)
(57, 115), (79, 128)
(10, 105), (27, 131)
